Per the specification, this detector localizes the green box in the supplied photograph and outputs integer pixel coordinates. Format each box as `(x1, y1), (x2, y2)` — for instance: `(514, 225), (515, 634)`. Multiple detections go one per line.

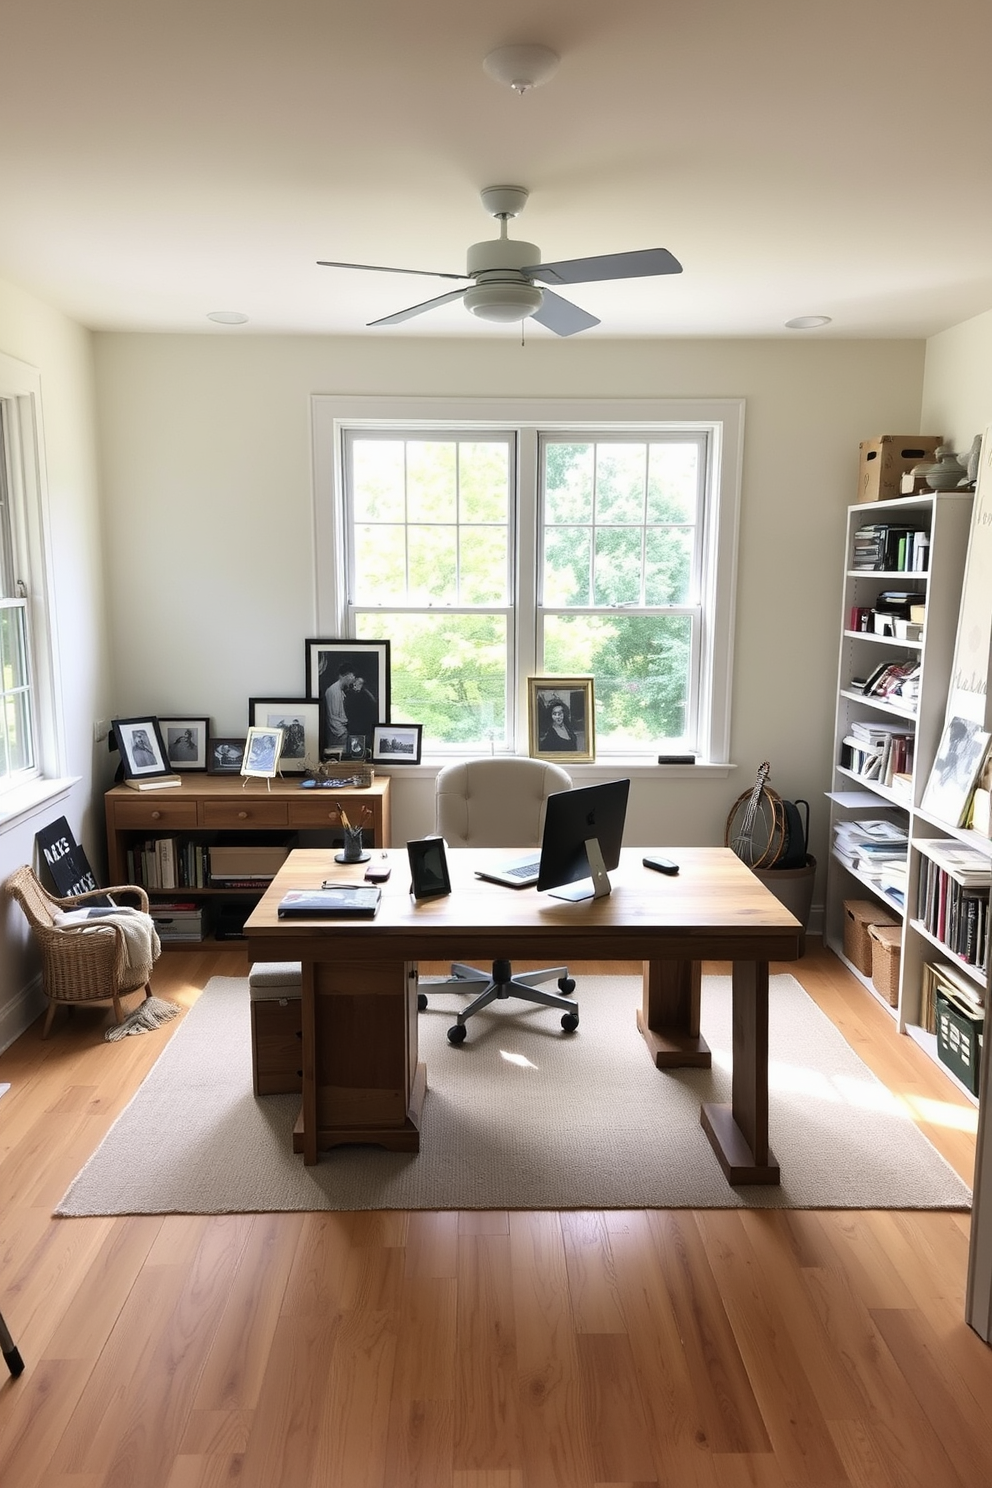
(936, 991), (983, 1096)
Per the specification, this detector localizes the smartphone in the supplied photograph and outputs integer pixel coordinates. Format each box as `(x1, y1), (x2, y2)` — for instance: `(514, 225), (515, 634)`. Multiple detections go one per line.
(364, 864), (391, 883)
(643, 856), (679, 876)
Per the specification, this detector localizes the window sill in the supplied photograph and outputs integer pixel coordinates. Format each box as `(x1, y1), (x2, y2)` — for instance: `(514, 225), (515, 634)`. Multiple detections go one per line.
(0, 776), (78, 832)
(377, 759), (738, 781)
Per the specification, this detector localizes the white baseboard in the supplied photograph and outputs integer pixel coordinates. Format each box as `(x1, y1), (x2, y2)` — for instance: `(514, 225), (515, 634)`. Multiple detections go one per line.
(0, 974), (44, 1054)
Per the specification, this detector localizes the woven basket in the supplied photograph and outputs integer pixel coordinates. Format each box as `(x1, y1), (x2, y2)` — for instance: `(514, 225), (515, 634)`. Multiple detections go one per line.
(843, 898), (898, 976)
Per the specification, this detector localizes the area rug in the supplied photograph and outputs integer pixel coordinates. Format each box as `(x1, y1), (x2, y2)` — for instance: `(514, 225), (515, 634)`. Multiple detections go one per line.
(55, 975), (972, 1214)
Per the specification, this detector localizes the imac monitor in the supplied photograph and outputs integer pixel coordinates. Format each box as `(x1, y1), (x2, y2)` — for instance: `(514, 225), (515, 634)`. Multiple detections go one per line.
(536, 778), (630, 901)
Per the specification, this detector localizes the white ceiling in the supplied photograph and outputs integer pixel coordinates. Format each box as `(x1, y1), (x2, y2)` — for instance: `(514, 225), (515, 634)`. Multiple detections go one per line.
(3, 0), (992, 340)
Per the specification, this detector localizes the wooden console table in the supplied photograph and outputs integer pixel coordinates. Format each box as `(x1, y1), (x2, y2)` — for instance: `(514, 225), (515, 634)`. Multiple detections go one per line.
(105, 775), (391, 943)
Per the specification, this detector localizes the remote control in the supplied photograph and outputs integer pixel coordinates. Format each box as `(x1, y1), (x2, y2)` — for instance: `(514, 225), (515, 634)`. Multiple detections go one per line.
(643, 856), (679, 876)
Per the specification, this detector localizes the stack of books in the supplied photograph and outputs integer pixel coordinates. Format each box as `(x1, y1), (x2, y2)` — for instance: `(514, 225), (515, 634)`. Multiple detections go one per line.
(915, 839), (991, 968)
(833, 817), (909, 880)
(851, 524), (929, 572)
(921, 958), (985, 1037)
(841, 721), (915, 785)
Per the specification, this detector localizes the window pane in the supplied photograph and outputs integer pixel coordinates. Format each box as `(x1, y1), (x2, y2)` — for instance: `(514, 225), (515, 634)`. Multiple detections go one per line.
(543, 526), (591, 606)
(3, 690), (31, 773)
(460, 443), (508, 522)
(544, 443), (593, 524)
(408, 524), (457, 600)
(407, 442), (457, 522)
(357, 611), (507, 748)
(645, 527), (693, 605)
(352, 440), (405, 522)
(647, 443), (698, 524)
(354, 522), (407, 601)
(460, 526), (508, 603)
(0, 603), (28, 688)
(595, 443), (646, 524)
(593, 527), (642, 606)
(544, 613), (692, 746)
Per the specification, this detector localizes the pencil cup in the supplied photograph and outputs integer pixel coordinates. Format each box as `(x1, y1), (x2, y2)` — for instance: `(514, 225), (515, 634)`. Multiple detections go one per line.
(341, 827), (366, 862)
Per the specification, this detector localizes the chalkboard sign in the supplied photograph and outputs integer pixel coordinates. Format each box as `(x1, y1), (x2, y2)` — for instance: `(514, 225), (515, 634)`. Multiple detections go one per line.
(35, 817), (111, 904)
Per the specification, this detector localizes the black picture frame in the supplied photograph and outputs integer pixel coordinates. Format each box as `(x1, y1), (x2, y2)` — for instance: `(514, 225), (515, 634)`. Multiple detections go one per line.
(35, 817), (109, 902)
(305, 638), (391, 761)
(111, 716), (172, 779)
(158, 716), (210, 771)
(371, 722), (422, 765)
(407, 836), (451, 899)
(206, 736), (247, 774)
(248, 698), (320, 774)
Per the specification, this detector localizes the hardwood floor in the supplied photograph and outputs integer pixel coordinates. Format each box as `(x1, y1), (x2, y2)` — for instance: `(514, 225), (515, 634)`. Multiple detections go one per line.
(0, 942), (989, 1487)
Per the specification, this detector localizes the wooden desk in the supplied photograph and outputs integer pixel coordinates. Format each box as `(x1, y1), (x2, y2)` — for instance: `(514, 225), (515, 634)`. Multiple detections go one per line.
(245, 846), (804, 1185)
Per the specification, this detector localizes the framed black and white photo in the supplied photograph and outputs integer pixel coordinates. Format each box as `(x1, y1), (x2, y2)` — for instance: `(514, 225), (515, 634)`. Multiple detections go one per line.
(407, 836), (451, 899)
(207, 737), (247, 774)
(528, 677), (595, 763)
(371, 722), (422, 765)
(111, 716), (172, 779)
(248, 698), (320, 774)
(305, 638), (390, 761)
(241, 725), (284, 780)
(159, 716), (210, 771)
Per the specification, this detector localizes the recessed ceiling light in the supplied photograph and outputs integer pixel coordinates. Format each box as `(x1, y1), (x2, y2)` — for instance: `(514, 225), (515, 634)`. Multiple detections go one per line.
(785, 315), (831, 329)
(207, 310), (249, 325)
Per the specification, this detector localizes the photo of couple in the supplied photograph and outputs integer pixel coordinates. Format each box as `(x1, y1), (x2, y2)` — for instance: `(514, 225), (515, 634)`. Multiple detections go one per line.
(319, 657), (382, 758)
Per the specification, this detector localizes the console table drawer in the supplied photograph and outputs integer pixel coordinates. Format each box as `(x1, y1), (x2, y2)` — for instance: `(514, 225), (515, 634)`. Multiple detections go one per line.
(287, 797), (352, 828)
(110, 799), (200, 829)
(202, 800), (290, 828)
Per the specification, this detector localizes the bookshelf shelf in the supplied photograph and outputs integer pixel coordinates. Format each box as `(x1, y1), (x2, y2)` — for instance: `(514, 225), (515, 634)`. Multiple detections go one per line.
(825, 491), (977, 1087)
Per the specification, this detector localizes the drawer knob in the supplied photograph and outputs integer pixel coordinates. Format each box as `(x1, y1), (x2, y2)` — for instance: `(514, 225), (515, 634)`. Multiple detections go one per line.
(238, 810), (248, 819)
(151, 811), (161, 820)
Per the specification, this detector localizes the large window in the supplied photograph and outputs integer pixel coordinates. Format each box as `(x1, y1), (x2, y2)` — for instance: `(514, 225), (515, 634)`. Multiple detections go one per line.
(315, 397), (742, 762)
(0, 404), (36, 787)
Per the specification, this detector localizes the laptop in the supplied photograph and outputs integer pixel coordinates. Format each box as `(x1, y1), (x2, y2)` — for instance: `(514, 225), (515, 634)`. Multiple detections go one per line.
(474, 852), (541, 889)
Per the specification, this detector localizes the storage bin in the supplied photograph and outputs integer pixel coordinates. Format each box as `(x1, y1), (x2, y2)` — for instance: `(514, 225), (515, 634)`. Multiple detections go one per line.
(936, 991), (983, 1096)
(843, 898), (899, 975)
(868, 922), (902, 1006)
(857, 435), (941, 503)
(249, 961), (303, 1096)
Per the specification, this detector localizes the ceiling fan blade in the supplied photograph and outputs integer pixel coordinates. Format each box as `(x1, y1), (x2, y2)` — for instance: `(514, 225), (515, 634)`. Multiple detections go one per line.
(317, 259), (470, 282)
(368, 288), (468, 327)
(530, 290), (600, 337)
(527, 247), (683, 285)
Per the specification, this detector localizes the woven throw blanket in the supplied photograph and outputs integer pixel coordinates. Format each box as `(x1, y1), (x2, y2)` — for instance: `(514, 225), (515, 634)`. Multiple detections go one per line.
(54, 906), (161, 972)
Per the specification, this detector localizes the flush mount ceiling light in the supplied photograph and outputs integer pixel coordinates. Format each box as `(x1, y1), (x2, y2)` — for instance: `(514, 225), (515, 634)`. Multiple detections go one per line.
(207, 310), (249, 325)
(482, 44), (560, 94)
(785, 315), (832, 329)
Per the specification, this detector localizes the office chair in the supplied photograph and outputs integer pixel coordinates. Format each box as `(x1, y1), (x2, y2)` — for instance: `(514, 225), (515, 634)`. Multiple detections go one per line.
(421, 757), (579, 1044)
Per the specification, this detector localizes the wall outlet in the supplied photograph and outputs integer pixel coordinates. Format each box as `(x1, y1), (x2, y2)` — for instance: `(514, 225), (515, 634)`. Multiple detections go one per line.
(93, 718), (109, 743)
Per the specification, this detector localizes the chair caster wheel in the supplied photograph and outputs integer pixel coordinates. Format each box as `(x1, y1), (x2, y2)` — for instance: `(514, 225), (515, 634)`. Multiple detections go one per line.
(447, 1024), (467, 1045)
(561, 1012), (579, 1032)
(558, 977), (576, 995)
(417, 992), (428, 1011)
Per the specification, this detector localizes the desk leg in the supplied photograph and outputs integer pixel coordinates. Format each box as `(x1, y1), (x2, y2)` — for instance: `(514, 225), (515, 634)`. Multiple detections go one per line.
(700, 959), (780, 1185)
(636, 959), (712, 1068)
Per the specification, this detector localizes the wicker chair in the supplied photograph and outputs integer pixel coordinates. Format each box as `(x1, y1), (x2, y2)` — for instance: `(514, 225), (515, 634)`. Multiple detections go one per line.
(5, 865), (159, 1037)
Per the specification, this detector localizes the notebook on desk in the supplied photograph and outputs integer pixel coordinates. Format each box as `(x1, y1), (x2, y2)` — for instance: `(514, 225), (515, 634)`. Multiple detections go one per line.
(277, 886), (381, 918)
(474, 854), (541, 889)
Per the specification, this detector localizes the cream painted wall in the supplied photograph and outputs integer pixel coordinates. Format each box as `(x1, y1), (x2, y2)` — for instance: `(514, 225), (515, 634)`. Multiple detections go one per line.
(922, 307), (992, 450)
(94, 332), (927, 889)
(0, 275), (112, 1048)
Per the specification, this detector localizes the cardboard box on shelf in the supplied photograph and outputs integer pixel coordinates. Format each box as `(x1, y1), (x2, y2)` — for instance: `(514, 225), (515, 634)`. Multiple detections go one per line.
(857, 435), (942, 503)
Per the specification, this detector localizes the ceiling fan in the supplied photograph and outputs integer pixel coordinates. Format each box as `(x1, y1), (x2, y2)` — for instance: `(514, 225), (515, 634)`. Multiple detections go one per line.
(318, 185), (682, 336)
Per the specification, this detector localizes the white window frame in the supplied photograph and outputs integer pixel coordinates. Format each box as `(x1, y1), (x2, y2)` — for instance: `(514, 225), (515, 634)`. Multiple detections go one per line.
(0, 350), (67, 823)
(312, 395), (743, 766)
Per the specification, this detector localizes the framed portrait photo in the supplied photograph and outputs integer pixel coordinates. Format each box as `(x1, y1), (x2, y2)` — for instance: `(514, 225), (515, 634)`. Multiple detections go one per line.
(111, 716), (172, 779)
(159, 716), (210, 771)
(242, 725), (284, 780)
(371, 722), (422, 766)
(305, 638), (391, 762)
(207, 736), (247, 774)
(528, 677), (596, 763)
(248, 698), (320, 774)
(407, 836), (451, 899)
